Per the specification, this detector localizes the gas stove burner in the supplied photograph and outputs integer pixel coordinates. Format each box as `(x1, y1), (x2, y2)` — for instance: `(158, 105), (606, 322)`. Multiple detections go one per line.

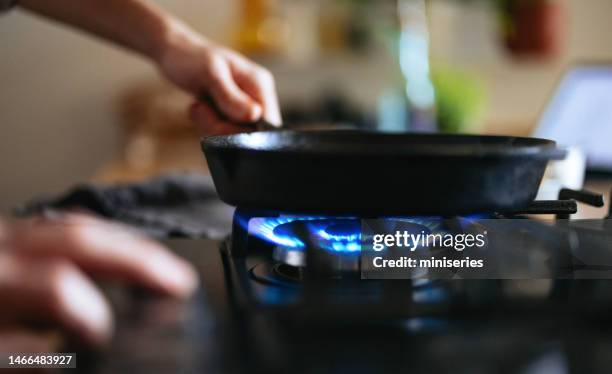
(245, 216), (455, 274)
(273, 219), (362, 254)
(247, 215), (448, 255)
(270, 218), (361, 269)
(214, 190), (612, 372)
(250, 262), (304, 286)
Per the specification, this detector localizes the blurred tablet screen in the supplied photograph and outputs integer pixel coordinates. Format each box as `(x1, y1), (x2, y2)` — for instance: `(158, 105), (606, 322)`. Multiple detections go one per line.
(534, 65), (612, 171)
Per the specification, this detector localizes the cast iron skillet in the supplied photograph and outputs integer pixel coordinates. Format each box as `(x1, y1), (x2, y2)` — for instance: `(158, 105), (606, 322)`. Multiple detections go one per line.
(201, 130), (565, 215)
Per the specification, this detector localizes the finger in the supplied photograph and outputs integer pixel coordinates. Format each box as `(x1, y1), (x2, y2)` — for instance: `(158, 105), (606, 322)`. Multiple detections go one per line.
(189, 102), (253, 135)
(205, 56), (262, 123)
(9, 214), (198, 299)
(234, 65), (282, 126)
(0, 253), (112, 347)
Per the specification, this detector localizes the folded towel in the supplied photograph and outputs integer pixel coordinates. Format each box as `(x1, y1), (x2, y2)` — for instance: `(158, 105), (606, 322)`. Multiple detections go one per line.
(17, 172), (234, 239)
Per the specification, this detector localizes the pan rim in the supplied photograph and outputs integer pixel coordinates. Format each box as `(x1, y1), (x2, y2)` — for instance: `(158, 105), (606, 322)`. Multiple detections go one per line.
(201, 130), (565, 159)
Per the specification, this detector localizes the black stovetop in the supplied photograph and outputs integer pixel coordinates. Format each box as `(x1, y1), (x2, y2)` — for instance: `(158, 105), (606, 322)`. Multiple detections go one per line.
(84, 188), (612, 374)
(81, 239), (612, 374)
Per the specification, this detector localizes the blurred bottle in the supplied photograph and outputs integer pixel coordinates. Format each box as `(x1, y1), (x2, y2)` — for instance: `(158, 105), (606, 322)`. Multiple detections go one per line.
(397, 0), (436, 132)
(234, 0), (290, 56)
(378, 0), (436, 133)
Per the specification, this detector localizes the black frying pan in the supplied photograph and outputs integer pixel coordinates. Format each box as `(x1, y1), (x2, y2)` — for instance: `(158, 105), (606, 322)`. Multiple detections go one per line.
(201, 130), (565, 215)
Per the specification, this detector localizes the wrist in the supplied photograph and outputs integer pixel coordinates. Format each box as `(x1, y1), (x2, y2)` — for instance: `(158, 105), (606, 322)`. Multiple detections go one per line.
(152, 17), (209, 65)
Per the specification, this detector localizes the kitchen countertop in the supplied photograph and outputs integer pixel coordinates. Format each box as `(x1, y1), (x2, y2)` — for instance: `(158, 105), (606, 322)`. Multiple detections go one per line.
(83, 239), (229, 373)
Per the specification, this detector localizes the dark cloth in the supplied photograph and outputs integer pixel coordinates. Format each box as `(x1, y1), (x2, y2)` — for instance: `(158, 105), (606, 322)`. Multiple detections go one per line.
(0, 0), (17, 13)
(17, 173), (234, 239)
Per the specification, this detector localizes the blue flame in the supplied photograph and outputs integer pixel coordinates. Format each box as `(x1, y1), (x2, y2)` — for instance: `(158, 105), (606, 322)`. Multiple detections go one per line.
(457, 214), (491, 230)
(313, 220), (362, 253)
(245, 216), (451, 254)
(247, 216), (323, 249)
(247, 216), (361, 253)
(325, 239), (361, 253)
(317, 229), (359, 242)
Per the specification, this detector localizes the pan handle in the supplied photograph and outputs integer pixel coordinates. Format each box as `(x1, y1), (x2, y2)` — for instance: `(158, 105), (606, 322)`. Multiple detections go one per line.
(539, 147), (568, 160)
(198, 93), (280, 131)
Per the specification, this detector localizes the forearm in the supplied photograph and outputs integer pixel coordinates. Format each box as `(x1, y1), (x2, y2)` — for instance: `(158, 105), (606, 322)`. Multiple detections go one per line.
(18, 0), (200, 62)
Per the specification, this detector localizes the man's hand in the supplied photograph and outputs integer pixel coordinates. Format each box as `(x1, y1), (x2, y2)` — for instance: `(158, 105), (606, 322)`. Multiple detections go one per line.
(0, 214), (198, 349)
(157, 24), (282, 134)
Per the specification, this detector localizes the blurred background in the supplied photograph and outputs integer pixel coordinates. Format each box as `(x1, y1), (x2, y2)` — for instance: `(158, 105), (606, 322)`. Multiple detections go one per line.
(1, 0), (612, 212)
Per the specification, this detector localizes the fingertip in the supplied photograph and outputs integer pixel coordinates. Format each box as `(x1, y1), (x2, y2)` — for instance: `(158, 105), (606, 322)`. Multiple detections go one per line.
(145, 252), (199, 299)
(245, 102), (263, 122)
(265, 111), (283, 127)
(173, 262), (199, 299)
(54, 265), (114, 348)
